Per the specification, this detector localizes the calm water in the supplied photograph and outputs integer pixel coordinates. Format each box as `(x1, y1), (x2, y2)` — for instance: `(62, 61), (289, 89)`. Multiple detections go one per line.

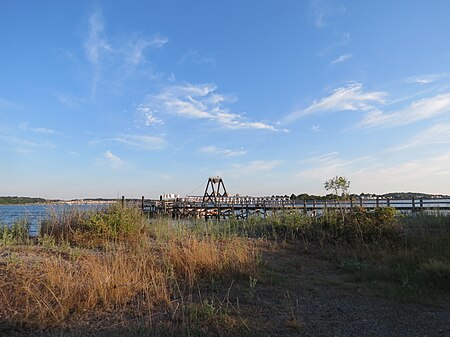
(0, 204), (109, 236)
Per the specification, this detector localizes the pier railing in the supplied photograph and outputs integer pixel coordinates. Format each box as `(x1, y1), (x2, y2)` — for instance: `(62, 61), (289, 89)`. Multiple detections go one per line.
(128, 196), (450, 219)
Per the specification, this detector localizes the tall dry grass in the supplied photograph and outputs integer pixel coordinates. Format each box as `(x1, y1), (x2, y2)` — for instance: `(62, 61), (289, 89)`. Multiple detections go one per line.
(0, 212), (259, 330)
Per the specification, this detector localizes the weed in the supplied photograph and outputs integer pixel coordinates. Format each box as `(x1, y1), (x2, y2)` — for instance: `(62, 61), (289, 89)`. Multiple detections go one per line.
(0, 219), (30, 245)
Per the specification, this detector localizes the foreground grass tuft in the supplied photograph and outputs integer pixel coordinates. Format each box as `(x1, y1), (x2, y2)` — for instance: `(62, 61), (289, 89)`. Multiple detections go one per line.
(0, 204), (259, 332)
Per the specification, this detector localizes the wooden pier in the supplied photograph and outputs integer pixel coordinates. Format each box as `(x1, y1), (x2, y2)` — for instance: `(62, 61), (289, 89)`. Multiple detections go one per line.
(136, 196), (450, 220)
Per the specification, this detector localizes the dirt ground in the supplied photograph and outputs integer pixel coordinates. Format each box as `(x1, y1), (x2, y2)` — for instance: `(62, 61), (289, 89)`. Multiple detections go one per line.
(2, 243), (449, 337)
(234, 243), (450, 337)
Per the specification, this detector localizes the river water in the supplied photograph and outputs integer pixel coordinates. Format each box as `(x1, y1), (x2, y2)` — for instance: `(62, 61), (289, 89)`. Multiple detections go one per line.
(0, 204), (110, 236)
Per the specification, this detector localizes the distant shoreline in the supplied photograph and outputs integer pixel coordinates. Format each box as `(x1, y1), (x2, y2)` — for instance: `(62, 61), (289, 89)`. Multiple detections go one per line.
(0, 199), (117, 206)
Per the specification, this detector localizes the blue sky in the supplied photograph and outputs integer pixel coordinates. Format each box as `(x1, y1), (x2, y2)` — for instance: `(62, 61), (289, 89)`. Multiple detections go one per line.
(1, 0), (450, 199)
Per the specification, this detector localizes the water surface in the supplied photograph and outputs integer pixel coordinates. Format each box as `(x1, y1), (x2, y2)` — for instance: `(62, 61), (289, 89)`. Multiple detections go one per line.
(0, 204), (109, 236)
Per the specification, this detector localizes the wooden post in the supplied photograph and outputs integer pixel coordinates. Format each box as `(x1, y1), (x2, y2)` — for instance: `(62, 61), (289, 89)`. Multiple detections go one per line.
(420, 198), (423, 211)
(121, 196), (125, 206)
(350, 197), (353, 212)
(141, 196), (144, 211)
(359, 196), (363, 207)
(412, 197), (415, 212)
(376, 196), (379, 208)
(387, 198), (390, 207)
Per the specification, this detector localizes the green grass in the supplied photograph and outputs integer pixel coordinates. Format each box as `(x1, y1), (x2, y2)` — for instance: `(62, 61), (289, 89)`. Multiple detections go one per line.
(0, 219), (31, 245)
(334, 213), (450, 300)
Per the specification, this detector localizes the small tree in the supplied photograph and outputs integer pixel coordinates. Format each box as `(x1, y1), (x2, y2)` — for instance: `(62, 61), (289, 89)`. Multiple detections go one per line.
(324, 176), (350, 198)
(324, 176), (350, 221)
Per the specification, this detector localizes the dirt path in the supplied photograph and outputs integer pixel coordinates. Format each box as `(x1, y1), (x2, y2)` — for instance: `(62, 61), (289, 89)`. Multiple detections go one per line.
(2, 243), (449, 337)
(238, 243), (450, 337)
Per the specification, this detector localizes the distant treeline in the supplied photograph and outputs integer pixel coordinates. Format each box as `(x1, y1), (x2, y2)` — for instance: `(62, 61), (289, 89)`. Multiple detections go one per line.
(0, 196), (47, 205)
(287, 192), (449, 200)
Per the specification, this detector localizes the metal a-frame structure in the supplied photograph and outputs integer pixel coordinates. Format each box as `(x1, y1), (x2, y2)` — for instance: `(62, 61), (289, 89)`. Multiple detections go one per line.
(202, 176), (228, 205)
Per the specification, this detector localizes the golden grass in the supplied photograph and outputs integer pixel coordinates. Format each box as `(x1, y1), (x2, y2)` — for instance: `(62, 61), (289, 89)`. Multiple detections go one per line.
(0, 230), (259, 329)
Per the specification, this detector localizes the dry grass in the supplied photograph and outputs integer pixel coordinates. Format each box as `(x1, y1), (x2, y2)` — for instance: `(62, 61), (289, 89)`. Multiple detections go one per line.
(0, 212), (259, 331)
(165, 235), (259, 286)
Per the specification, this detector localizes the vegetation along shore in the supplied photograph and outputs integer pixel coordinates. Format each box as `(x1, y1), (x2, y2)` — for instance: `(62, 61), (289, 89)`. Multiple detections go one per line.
(0, 201), (449, 336)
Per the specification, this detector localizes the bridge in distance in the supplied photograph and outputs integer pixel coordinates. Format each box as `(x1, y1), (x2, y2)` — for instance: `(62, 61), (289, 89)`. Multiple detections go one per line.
(131, 177), (450, 220)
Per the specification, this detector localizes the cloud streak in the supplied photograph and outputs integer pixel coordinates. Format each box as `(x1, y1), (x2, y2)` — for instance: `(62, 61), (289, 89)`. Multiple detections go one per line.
(388, 123), (450, 151)
(229, 160), (281, 177)
(104, 150), (124, 168)
(200, 145), (246, 157)
(84, 11), (111, 65)
(406, 73), (449, 85)
(310, 0), (347, 28)
(91, 134), (167, 151)
(351, 152), (450, 194)
(83, 10), (168, 97)
(114, 134), (167, 151)
(331, 53), (352, 64)
(180, 48), (216, 66)
(142, 83), (280, 131)
(358, 92), (450, 128)
(285, 83), (386, 122)
(19, 122), (62, 136)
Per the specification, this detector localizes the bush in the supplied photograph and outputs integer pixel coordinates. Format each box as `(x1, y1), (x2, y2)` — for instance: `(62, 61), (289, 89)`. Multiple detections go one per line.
(40, 203), (148, 246)
(343, 207), (402, 245)
(85, 203), (146, 239)
(0, 219), (30, 245)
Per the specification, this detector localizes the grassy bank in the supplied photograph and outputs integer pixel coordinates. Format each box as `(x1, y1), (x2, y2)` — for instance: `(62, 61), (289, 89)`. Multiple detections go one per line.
(0, 205), (449, 335)
(0, 204), (259, 335)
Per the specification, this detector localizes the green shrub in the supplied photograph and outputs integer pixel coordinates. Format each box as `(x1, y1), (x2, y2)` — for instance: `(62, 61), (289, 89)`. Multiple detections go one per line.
(39, 203), (148, 246)
(85, 203), (145, 239)
(342, 207), (401, 245)
(0, 219), (30, 245)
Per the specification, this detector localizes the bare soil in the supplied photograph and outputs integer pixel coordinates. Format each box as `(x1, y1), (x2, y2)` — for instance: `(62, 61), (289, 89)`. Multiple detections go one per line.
(239, 243), (450, 337)
(1, 243), (449, 337)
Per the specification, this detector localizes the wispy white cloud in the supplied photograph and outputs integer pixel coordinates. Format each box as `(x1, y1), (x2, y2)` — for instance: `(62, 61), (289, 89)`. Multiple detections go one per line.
(319, 31), (350, 57)
(84, 10), (112, 65)
(310, 0), (347, 28)
(114, 134), (167, 151)
(285, 83), (386, 122)
(406, 73), (449, 85)
(142, 83), (280, 131)
(82, 10), (167, 97)
(148, 35), (168, 49)
(331, 53), (352, 64)
(295, 151), (450, 194)
(358, 92), (450, 128)
(125, 35), (168, 67)
(200, 145), (246, 157)
(91, 134), (167, 151)
(0, 134), (56, 153)
(387, 123), (450, 151)
(298, 152), (371, 179)
(293, 153), (373, 192)
(19, 122), (62, 136)
(104, 150), (124, 168)
(229, 160), (281, 177)
(179, 48), (216, 66)
(351, 152), (450, 194)
(137, 105), (164, 125)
